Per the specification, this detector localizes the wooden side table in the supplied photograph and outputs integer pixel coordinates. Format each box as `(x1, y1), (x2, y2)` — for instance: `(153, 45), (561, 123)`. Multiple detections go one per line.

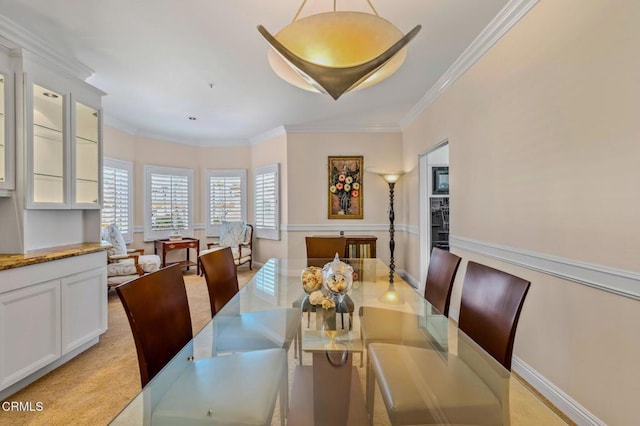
(311, 235), (377, 258)
(154, 238), (200, 274)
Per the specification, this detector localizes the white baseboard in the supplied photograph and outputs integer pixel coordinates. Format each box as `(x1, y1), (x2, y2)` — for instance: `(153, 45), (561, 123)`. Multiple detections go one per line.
(512, 357), (605, 426)
(396, 269), (419, 289)
(442, 306), (603, 425)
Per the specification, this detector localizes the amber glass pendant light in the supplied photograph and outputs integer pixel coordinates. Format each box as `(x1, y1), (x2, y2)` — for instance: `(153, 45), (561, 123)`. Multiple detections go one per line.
(258, 0), (421, 100)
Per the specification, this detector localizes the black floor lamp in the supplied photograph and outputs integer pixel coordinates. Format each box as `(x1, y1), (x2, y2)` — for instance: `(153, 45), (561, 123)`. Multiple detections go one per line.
(378, 172), (405, 304)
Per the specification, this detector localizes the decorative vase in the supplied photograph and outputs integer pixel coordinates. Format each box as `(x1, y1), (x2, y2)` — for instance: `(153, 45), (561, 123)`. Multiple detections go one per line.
(301, 266), (323, 294)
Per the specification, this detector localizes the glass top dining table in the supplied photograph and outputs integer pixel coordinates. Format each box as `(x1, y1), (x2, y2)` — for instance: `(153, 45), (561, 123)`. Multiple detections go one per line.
(110, 258), (527, 425)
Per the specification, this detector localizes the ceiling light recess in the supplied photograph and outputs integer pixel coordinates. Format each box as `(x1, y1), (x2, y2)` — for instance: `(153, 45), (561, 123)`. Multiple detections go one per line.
(258, 0), (421, 100)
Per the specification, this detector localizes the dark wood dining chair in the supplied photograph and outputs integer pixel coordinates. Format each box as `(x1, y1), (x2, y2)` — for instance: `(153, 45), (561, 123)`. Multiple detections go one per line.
(199, 245), (240, 316)
(424, 247), (462, 316)
(199, 247), (301, 353)
(360, 248), (461, 352)
(116, 264), (192, 387)
(116, 264), (288, 425)
(305, 236), (347, 266)
(366, 261), (531, 425)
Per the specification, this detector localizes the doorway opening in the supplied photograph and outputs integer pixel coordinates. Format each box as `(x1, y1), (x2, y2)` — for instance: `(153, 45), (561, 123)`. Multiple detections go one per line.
(418, 141), (449, 294)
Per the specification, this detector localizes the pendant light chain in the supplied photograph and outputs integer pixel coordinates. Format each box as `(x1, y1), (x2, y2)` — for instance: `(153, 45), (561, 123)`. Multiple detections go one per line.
(293, 0), (379, 22)
(366, 0), (379, 16)
(292, 0), (309, 22)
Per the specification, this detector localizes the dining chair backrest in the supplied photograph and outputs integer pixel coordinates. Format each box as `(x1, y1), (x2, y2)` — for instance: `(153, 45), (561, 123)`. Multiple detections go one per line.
(424, 247), (461, 316)
(459, 261), (531, 370)
(115, 264), (192, 387)
(305, 236), (347, 267)
(199, 247), (240, 316)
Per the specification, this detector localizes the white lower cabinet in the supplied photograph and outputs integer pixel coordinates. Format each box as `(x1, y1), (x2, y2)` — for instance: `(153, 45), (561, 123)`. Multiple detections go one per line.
(0, 280), (61, 389)
(61, 268), (107, 354)
(0, 252), (107, 393)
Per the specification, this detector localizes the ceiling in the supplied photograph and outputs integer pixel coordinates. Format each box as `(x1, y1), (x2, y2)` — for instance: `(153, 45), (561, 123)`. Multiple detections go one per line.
(0, 0), (508, 144)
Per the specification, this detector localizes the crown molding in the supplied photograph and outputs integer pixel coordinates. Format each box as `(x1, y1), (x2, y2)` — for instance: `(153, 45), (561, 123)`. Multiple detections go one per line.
(284, 123), (402, 134)
(0, 15), (94, 81)
(104, 118), (250, 147)
(249, 126), (287, 146)
(103, 114), (139, 136)
(198, 139), (250, 148)
(400, 0), (540, 129)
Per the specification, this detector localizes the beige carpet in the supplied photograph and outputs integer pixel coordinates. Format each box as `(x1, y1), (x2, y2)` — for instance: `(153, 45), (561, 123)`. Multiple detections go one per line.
(1, 269), (570, 426)
(0, 269), (253, 426)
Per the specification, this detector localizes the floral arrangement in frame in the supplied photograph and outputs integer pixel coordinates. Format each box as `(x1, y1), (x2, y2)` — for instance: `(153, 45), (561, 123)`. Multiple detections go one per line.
(328, 156), (363, 219)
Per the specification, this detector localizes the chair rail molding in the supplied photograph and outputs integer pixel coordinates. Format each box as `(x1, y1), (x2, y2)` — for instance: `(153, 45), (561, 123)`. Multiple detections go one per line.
(281, 224), (388, 232)
(280, 223), (418, 233)
(450, 235), (640, 301)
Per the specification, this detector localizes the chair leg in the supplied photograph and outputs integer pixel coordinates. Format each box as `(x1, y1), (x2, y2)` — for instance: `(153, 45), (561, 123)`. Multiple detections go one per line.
(280, 356), (288, 426)
(366, 354), (375, 426)
(298, 323), (303, 365)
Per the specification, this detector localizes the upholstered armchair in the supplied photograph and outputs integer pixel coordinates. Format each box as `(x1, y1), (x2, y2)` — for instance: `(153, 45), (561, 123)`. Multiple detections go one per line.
(199, 221), (253, 272)
(102, 224), (161, 288)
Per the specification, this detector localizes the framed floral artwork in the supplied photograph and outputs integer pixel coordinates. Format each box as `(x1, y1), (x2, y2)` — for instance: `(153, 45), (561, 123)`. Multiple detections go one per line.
(328, 156), (363, 219)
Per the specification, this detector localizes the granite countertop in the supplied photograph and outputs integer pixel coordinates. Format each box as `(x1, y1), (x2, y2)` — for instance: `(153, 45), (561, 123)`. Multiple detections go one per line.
(0, 242), (112, 271)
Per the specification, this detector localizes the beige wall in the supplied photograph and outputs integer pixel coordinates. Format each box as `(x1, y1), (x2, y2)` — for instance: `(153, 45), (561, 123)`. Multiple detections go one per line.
(402, 0), (640, 424)
(250, 132), (288, 262)
(103, 127), (252, 256)
(285, 132), (403, 264)
(103, 126), (407, 267)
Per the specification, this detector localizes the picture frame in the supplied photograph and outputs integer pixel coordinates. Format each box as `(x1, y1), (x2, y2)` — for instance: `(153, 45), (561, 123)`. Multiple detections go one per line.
(328, 156), (363, 219)
(432, 166), (449, 195)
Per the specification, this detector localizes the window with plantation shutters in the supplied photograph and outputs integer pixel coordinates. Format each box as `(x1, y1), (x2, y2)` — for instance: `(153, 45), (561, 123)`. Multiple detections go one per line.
(205, 169), (247, 237)
(144, 165), (194, 241)
(102, 158), (133, 243)
(254, 163), (279, 240)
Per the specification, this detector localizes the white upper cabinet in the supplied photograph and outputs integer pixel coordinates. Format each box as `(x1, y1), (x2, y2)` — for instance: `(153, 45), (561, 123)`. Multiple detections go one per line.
(28, 82), (68, 207)
(0, 52), (15, 194)
(24, 62), (104, 209)
(72, 99), (102, 208)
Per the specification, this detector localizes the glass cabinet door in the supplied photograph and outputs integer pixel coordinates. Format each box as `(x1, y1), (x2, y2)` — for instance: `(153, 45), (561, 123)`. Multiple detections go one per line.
(74, 101), (100, 206)
(32, 83), (65, 205)
(0, 74), (5, 186)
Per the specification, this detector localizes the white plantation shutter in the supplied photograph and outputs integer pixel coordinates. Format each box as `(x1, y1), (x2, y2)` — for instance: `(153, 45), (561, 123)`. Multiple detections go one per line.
(206, 170), (247, 236)
(151, 174), (189, 230)
(144, 165), (193, 241)
(102, 158), (133, 242)
(254, 163), (279, 240)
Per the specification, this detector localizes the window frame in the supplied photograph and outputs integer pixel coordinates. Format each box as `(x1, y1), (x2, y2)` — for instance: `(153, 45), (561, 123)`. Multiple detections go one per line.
(254, 163), (280, 241)
(102, 157), (134, 243)
(204, 169), (247, 237)
(143, 164), (194, 241)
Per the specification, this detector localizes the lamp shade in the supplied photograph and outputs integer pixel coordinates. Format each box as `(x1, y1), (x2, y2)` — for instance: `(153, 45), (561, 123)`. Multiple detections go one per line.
(259, 7), (421, 100)
(267, 12), (407, 94)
